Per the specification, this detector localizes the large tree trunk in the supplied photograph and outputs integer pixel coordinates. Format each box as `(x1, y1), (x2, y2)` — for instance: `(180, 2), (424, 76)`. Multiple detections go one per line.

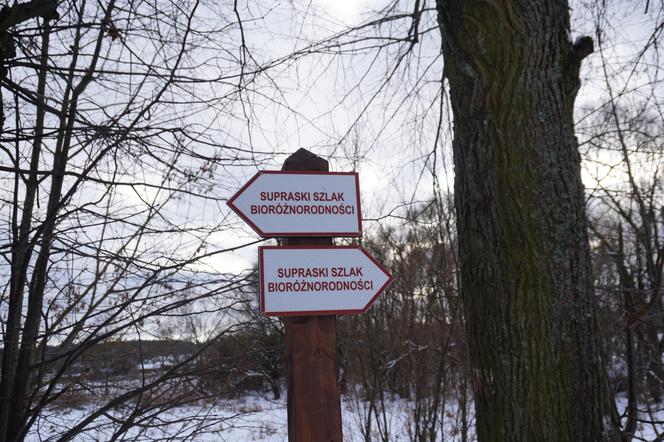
(435, 2), (621, 440)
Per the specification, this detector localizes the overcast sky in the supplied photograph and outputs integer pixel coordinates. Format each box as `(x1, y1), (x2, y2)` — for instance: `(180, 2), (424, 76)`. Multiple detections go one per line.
(200, 0), (661, 275)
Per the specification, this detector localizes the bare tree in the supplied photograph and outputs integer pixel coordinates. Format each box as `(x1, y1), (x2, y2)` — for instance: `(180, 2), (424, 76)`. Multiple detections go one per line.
(578, 2), (664, 438)
(0, 0), (276, 440)
(339, 201), (467, 442)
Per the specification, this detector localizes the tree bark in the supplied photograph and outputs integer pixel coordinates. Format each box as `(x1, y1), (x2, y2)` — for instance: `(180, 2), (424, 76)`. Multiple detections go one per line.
(436, 1), (621, 440)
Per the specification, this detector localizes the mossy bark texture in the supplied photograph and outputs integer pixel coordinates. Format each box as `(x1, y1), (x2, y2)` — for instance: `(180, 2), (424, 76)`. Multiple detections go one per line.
(436, 2), (621, 441)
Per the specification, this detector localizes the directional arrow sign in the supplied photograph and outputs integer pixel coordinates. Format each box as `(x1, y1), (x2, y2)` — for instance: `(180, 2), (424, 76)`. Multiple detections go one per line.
(227, 171), (361, 237)
(259, 246), (393, 316)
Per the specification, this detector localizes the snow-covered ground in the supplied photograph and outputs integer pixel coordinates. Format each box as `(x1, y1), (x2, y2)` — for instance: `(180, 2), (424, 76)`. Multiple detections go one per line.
(26, 393), (662, 441)
(615, 395), (664, 441)
(27, 392), (473, 441)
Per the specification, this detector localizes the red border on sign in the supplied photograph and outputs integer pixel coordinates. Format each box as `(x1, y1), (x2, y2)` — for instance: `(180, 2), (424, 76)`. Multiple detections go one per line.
(227, 171), (363, 238)
(258, 245), (394, 317)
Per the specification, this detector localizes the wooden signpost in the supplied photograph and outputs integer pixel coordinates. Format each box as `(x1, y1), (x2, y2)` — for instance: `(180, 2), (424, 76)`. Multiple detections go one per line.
(259, 245), (393, 316)
(227, 170), (362, 237)
(227, 148), (393, 442)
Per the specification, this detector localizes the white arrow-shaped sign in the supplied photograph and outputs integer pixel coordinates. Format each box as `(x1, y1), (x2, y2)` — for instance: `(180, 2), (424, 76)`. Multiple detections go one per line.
(227, 171), (362, 237)
(259, 246), (393, 316)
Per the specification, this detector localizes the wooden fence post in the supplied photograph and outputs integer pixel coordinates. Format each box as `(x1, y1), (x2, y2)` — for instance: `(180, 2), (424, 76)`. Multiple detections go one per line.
(282, 148), (343, 442)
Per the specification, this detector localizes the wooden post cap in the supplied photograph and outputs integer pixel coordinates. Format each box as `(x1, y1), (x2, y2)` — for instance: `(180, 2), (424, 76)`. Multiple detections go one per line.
(282, 148), (329, 172)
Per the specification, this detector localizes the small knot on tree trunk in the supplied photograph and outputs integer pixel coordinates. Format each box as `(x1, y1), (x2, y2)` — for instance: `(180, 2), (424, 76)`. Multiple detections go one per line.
(572, 36), (594, 62)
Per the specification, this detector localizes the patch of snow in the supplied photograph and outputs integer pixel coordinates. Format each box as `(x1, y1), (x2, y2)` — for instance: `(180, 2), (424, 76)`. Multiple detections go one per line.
(26, 393), (664, 441)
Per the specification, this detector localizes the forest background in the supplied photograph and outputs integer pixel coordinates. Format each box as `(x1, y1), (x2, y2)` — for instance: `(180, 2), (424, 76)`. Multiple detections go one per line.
(0, 0), (662, 440)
